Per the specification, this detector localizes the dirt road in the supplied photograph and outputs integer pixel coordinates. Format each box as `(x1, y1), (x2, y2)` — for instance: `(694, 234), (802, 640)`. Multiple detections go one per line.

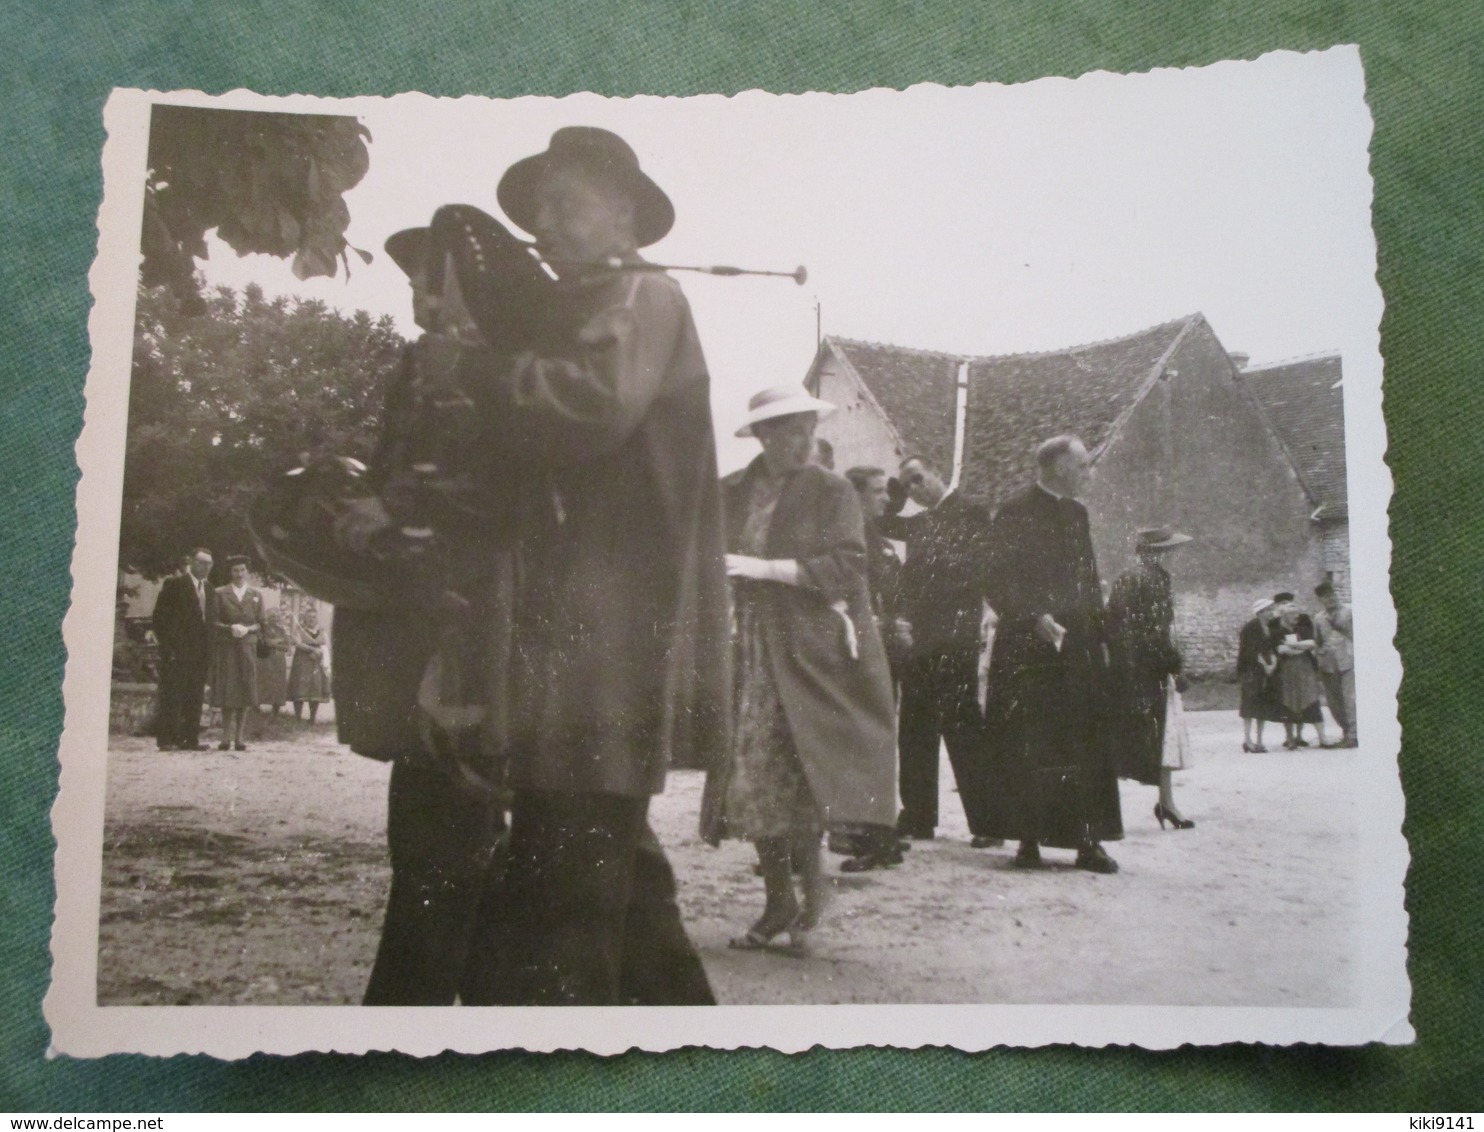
(97, 711), (1358, 1006)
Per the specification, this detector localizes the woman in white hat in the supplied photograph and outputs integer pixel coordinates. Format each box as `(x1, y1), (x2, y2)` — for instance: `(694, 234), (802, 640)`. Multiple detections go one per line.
(700, 386), (898, 955)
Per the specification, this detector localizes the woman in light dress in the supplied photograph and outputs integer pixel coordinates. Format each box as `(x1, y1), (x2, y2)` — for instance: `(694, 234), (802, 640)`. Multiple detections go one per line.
(702, 385), (898, 956)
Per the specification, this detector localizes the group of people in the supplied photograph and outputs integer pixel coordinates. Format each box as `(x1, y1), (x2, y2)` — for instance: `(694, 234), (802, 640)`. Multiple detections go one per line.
(1236, 584), (1357, 751)
(151, 547), (330, 752)
(249, 123), (1354, 1007)
(707, 403), (1206, 941)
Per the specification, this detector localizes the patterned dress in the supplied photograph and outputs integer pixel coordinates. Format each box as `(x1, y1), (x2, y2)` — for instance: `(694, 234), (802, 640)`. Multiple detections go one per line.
(1273, 614), (1323, 724)
(723, 471), (822, 840)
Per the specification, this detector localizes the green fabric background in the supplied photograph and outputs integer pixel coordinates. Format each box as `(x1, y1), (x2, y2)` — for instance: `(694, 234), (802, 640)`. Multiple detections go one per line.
(2, 0), (1480, 1112)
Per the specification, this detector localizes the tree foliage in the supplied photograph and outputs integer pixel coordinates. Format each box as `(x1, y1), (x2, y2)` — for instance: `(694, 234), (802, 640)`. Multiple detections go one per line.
(141, 105), (372, 313)
(122, 282), (406, 579)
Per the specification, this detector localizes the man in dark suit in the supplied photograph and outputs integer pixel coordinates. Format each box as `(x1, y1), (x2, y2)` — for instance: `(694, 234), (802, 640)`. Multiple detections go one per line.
(878, 453), (1000, 846)
(151, 547), (214, 751)
(982, 435), (1122, 873)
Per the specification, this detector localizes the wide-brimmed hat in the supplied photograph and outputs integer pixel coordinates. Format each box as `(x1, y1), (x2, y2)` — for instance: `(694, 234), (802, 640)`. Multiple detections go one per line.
(384, 227), (429, 278)
(497, 127), (674, 248)
(1251, 597), (1276, 617)
(734, 385), (836, 438)
(1135, 526), (1193, 552)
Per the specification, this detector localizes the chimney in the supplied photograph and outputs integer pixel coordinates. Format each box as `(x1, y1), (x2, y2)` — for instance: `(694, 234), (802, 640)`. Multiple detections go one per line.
(1228, 351), (1250, 371)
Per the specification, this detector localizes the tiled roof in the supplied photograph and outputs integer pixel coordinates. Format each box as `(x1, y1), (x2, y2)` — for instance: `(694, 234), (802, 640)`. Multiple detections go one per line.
(1241, 354), (1347, 519)
(963, 316), (1197, 505)
(825, 338), (962, 475)
(827, 315), (1199, 507)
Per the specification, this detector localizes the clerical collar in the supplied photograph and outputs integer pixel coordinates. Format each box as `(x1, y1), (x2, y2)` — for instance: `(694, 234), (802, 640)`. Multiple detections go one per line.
(1035, 480), (1066, 501)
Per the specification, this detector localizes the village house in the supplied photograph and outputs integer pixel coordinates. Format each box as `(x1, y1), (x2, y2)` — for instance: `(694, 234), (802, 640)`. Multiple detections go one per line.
(805, 315), (1351, 679)
(1238, 352), (1350, 601)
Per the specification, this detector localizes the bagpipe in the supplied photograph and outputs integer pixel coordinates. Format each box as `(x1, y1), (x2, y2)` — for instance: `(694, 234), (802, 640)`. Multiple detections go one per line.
(250, 204), (806, 611)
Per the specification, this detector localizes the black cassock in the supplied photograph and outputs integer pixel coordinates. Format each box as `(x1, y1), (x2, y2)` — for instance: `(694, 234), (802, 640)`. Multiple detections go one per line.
(982, 484), (1123, 848)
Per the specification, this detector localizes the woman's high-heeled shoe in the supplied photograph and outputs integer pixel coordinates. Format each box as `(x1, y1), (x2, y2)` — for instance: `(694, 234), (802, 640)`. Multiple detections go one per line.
(1154, 803), (1195, 830)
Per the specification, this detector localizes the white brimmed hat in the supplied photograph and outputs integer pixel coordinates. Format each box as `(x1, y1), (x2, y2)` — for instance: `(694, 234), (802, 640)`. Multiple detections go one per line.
(735, 385), (836, 438)
(1251, 597), (1276, 617)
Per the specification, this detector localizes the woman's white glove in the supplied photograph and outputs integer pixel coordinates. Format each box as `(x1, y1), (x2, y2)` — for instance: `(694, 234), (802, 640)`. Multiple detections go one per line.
(725, 554), (800, 585)
(230, 624), (249, 639)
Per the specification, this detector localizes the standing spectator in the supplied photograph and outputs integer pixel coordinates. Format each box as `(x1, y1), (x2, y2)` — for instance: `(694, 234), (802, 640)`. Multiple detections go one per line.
(705, 389), (897, 952)
(838, 465), (912, 871)
(288, 604), (331, 723)
(151, 547), (214, 751)
(1271, 592), (1326, 749)
(256, 609), (291, 715)
(982, 435), (1122, 874)
(210, 555), (263, 751)
(1107, 528), (1195, 830)
(877, 453), (999, 847)
(1314, 581), (1357, 747)
(1237, 597), (1282, 752)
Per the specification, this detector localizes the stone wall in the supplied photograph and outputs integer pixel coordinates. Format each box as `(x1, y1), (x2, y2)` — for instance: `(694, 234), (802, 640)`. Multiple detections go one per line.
(1090, 323), (1328, 678)
(1320, 523), (1352, 600)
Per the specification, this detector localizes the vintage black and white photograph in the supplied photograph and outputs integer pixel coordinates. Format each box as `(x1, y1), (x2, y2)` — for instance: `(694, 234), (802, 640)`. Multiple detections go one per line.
(47, 46), (1408, 1055)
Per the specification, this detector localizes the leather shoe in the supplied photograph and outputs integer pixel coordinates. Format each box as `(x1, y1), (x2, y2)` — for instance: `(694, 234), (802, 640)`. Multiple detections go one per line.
(156, 742), (176, 751)
(971, 836), (1004, 849)
(840, 850), (901, 873)
(1014, 841), (1043, 868)
(1075, 844), (1119, 874)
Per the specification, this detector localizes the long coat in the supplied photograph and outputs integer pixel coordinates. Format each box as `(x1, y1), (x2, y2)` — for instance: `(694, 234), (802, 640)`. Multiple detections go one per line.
(331, 344), (439, 760)
(701, 460), (898, 842)
(452, 264), (732, 797)
(1236, 616), (1282, 721)
(210, 586), (263, 709)
(981, 483), (1123, 846)
(1105, 562), (1182, 785)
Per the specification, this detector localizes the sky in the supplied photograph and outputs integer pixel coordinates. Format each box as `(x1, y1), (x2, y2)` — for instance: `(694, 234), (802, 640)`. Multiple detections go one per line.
(190, 48), (1381, 473)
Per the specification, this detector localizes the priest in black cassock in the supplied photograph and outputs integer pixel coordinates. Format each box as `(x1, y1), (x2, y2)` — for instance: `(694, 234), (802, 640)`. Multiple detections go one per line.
(982, 434), (1123, 873)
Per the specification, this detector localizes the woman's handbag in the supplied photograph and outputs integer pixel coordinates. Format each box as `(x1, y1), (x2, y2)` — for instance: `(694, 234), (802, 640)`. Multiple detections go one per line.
(255, 636), (273, 659)
(1161, 675), (1192, 770)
